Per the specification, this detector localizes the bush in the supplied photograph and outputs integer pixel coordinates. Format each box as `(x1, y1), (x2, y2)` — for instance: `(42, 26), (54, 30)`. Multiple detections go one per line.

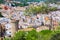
(4, 38), (9, 40)
(0, 12), (4, 17)
(4, 29), (39, 40)
(12, 31), (27, 40)
(55, 26), (60, 30)
(39, 30), (53, 40)
(25, 29), (39, 40)
(4, 37), (12, 40)
(50, 32), (60, 40)
(39, 30), (52, 35)
(14, 3), (28, 7)
(4, 30), (60, 40)
(0, 7), (2, 9)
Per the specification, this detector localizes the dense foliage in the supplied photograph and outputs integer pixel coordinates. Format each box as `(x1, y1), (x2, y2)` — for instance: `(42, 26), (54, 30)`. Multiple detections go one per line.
(39, 30), (53, 40)
(4, 29), (60, 40)
(25, 5), (57, 16)
(45, 0), (60, 3)
(13, 3), (29, 7)
(0, 12), (4, 17)
(0, 0), (60, 4)
(50, 32), (60, 40)
(0, 0), (4, 4)
(12, 0), (45, 2)
(13, 0), (60, 3)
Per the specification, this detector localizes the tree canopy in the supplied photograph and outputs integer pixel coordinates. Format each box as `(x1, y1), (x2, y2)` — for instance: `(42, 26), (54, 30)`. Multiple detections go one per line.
(0, 0), (4, 4)
(24, 5), (57, 16)
(0, 12), (4, 17)
(45, 0), (60, 3)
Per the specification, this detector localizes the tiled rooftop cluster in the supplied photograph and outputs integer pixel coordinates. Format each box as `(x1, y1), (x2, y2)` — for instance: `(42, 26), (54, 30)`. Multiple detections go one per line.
(0, 2), (60, 37)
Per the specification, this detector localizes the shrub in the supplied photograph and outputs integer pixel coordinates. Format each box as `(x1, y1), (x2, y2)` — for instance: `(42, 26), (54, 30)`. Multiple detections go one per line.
(39, 30), (53, 40)
(4, 29), (60, 40)
(55, 26), (60, 30)
(0, 7), (2, 9)
(12, 31), (27, 40)
(0, 12), (4, 17)
(25, 29), (39, 40)
(50, 32), (60, 40)
(4, 29), (39, 40)
(4, 37), (12, 40)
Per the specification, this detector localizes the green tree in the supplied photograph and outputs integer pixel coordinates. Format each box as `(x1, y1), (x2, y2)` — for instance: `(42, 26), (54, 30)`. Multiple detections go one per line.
(25, 29), (39, 40)
(45, 0), (60, 3)
(0, 12), (4, 17)
(13, 31), (26, 40)
(24, 5), (49, 16)
(50, 33), (60, 40)
(0, 0), (4, 4)
(4, 29), (40, 40)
